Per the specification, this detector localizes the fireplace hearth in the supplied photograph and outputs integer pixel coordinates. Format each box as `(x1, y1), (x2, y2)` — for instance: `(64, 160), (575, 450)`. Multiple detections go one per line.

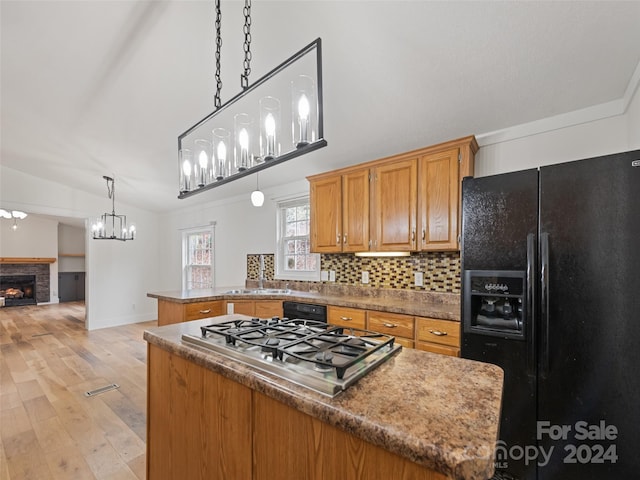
(0, 275), (37, 306)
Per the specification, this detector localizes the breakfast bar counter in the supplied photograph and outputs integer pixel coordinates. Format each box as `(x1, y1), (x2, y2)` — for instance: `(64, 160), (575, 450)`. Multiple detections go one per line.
(144, 315), (503, 480)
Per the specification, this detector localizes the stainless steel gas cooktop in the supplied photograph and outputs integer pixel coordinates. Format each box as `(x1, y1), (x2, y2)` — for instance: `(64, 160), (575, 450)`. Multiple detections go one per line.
(181, 317), (402, 397)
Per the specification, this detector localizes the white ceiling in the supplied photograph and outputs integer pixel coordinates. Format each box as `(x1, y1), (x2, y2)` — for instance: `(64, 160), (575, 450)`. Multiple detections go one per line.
(2, 1), (640, 214)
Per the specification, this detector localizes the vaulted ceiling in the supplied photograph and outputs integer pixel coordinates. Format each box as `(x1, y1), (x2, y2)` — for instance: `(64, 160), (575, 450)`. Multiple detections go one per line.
(2, 1), (640, 213)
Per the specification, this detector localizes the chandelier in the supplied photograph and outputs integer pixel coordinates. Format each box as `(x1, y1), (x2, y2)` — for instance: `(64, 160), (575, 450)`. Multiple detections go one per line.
(177, 0), (326, 199)
(91, 176), (136, 241)
(0, 209), (27, 231)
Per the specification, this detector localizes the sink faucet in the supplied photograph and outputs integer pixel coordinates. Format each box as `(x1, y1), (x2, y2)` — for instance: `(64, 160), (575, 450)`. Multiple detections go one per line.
(258, 254), (265, 289)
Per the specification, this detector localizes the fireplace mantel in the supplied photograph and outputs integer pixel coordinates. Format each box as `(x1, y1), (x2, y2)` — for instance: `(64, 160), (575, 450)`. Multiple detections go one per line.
(0, 257), (57, 264)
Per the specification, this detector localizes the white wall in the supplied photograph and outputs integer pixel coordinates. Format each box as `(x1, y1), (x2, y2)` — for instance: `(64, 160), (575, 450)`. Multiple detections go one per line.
(0, 215), (59, 302)
(157, 179), (309, 291)
(0, 167), (161, 330)
(628, 81), (640, 150)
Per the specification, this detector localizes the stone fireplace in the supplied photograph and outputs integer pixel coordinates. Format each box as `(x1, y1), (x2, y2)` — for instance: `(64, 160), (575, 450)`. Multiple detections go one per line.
(0, 262), (51, 305)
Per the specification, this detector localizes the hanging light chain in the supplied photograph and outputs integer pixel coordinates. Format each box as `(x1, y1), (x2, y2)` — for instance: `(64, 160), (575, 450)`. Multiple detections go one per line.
(214, 0), (222, 109)
(240, 0), (252, 90)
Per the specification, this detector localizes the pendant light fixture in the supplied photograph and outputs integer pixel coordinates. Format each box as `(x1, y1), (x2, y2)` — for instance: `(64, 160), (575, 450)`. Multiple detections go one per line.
(0, 209), (27, 231)
(251, 173), (264, 207)
(177, 0), (326, 199)
(91, 176), (136, 241)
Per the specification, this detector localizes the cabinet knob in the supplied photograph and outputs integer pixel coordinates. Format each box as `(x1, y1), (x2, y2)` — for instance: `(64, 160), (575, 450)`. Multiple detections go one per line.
(337, 234), (341, 244)
(422, 229), (426, 242)
(343, 234), (347, 245)
(429, 329), (447, 336)
(383, 323), (397, 328)
(340, 316), (353, 321)
(199, 309), (212, 314)
(411, 229), (416, 242)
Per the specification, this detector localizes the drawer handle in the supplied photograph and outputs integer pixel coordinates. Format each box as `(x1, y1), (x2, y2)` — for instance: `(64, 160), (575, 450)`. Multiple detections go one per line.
(429, 329), (447, 336)
(383, 323), (397, 328)
(340, 316), (353, 321)
(199, 309), (212, 314)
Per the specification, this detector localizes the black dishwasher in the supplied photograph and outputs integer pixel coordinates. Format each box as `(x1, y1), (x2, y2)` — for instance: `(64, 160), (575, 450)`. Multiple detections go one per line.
(282, 301), (327, 322)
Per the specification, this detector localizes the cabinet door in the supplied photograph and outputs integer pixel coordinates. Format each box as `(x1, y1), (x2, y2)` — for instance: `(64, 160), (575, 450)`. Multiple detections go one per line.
(255, 300), (283, 319)
(418, 148), (460, 251)
(229, 300), (255, 316)
(342, 169), (370, 252)
(310, 175), (342, 252)
(372, 159), (417, 251)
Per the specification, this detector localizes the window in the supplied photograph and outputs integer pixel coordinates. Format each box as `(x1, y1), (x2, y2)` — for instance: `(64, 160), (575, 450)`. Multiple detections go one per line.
(275, 197), (320, 281)
(182, 226), (214, 290)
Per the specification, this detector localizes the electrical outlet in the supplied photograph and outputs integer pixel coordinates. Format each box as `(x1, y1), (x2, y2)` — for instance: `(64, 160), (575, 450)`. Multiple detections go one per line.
(414, 272), (424, 287)
(321, 270), (329, 281)
(227, 303), (234, 314)
(329, 270), (336, 282)
(362, 271), (369, 284)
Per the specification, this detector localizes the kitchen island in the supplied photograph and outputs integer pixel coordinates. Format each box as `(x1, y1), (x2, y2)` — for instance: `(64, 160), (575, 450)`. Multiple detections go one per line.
(144, 315), (503, 480)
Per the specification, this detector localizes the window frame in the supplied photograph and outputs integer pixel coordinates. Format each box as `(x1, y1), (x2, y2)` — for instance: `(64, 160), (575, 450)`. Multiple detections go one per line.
(275, 196), (321, 282)
(181, 225), (215, 290)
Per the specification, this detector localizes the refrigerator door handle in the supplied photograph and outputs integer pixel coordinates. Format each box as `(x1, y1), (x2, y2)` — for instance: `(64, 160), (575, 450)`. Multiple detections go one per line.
(526, 233), (536, 376)
(540, 232), (550, 377)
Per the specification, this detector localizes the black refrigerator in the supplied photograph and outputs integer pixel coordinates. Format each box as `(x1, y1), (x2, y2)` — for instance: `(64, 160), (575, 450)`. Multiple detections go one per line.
(460, 149), (640, 480)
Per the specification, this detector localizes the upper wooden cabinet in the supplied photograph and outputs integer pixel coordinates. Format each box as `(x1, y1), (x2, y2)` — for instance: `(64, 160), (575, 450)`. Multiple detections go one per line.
(308, 136), (477, 253)
(371, 158), (417, 251)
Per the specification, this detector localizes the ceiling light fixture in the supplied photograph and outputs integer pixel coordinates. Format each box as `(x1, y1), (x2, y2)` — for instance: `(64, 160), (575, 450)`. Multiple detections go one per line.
(0, 209), (28, 231)
(251, 173), (264, 207)
(177, 0), (326, 200)
(91, 176), (136, 241)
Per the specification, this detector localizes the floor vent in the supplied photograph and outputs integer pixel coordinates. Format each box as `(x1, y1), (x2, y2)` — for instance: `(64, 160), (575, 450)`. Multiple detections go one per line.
(85, 383), (120, 397)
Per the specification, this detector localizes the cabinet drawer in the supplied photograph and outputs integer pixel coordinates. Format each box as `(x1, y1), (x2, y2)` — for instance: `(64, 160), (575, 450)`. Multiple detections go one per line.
(367, 311), (414, 339)
(416, 342), (459, 357)
(328, 306), (366, 329)
(416, 317), (460, 347)
(185, 301), (225, 321)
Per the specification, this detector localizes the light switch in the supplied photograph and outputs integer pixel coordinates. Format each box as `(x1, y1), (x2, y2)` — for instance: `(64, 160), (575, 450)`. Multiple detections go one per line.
(362, 271), (369, 284)
(227, 303), (234, 314)
(321, 270), (329, 281)
(329, 270), (336, 282)
(414, 271), (424, 287)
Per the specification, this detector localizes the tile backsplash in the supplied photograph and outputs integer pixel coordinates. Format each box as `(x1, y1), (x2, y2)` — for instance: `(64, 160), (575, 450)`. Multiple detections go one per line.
(247, 251), (461, 293)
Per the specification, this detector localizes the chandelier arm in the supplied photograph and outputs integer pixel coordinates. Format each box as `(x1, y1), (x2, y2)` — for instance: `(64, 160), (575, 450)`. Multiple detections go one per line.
(240, 0), (252, 90)
(214, 0), (222, 109)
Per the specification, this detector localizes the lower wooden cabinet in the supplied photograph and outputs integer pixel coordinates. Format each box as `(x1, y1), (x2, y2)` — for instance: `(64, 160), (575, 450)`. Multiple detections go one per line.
(147, 345), (448, 480)
(157, 299), (225, 326)
(225, 300), (284, 318)
(367, 310), (415, 348)
(328, 305), (366, 329)
(415, 317), (461, 357)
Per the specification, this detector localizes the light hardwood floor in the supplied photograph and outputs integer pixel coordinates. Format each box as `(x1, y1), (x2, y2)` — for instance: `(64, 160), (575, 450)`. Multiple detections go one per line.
(0, 302), (154, 480)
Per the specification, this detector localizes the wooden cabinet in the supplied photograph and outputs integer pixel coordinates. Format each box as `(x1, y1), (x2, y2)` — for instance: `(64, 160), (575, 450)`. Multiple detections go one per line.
(328, 305), (366, 329)
(225, 300), (283, 318)
(342, 169), (370, 252)
(148, 345), (448, 480)
(415, 317), (461, 357)
(367, 310), (415, 348)
(371, 159), (417, 251)
(417, 140), (476, 251)
(147, 345), (252, 480)
(308, 136), (477, 253)
(157, 299), (225, 326)
(309, 170), (369, 253)
(309, 175), (342, 252)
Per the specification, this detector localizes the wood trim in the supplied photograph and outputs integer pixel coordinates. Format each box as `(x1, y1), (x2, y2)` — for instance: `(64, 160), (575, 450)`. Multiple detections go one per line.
(0, 257), (56, 264)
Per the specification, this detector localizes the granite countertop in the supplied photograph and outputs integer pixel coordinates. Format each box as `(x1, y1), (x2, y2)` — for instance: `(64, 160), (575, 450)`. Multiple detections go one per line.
(147, 285), (461, 321)
(144, 315), (503, 480)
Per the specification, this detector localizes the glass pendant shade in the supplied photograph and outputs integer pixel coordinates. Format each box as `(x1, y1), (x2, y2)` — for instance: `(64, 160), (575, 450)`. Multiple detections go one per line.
(251, 189), (265, 207)
(212, 128), (230, 180)
(234, 113), (254, 172)
(291, 74), (317, 148)
(194, 139), (212, 187)
(259, 96), (281, 161)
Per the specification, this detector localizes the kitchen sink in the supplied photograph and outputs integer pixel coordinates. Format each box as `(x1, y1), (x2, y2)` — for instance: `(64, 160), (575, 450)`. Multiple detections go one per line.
(224, 288), (291, 295)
